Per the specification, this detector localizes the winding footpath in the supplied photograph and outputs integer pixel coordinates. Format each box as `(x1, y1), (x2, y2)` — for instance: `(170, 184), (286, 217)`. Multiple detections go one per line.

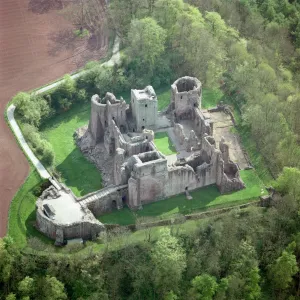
(6, 106), (51, 179)
(5, 35), (120, 222)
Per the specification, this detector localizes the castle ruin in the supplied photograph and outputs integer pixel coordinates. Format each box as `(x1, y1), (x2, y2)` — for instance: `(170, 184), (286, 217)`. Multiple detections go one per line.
(36, 76), (246, 245)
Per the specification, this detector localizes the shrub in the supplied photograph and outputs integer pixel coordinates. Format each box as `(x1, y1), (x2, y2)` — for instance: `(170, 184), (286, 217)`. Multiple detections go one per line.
(32, 179), (51, 197)
(74, 28), (89, 38)
(75, 89), (88, 103)
(94, 66), (114, 96)
(94, 66), (130, 96)
(84, 61), (99, 70)
(22, 124), (55, 167)
(22, 124), (38, 139)
(22, 124), (42, 150)
(13, 93), (51, 127)
(59, 75), (76, 99)
(50, 75), (77, 111)
(40, 141), (55, 167)
(58, 98), (72, 111)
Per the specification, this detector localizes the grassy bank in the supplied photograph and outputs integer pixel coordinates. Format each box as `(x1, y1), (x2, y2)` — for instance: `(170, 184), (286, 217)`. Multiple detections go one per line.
(99, 169), (267, 225)
(8, 169), (52, 248)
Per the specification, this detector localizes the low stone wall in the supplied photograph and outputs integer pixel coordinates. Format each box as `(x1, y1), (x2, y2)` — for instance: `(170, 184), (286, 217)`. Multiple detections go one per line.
(36, 204), (105, 243)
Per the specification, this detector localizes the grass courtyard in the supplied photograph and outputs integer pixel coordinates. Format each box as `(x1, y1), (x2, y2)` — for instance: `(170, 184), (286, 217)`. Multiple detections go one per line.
(154, 132), (177, 155)
(99, 169), (267, 226)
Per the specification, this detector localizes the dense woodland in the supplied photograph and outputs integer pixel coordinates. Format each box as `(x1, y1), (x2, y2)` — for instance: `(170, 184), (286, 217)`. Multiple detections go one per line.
(6, 0), (300, 299)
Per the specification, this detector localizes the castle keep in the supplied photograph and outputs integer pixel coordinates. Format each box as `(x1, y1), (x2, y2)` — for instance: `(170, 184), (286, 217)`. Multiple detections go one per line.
(36, 77), (246, 245)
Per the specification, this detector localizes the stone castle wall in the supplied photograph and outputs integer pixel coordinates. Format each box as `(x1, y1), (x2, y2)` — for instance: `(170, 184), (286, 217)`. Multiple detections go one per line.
(89, 94), (127, 144)
(36, 199), (105, 243)
(36, 77), (246, 244)
(128, 151), (168, 207)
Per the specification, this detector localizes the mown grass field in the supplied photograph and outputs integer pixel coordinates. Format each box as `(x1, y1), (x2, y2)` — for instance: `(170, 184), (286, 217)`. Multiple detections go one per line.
(41, 104), (102, 197)
(99, 169), (267, 225)
(154, 132), (177, 155)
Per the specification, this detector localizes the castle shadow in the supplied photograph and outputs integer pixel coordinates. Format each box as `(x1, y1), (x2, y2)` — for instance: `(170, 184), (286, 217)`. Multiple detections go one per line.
(56, 147), (102, 197)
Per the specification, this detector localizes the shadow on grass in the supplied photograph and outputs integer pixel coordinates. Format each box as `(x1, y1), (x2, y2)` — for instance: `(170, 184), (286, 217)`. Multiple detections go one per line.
(56, 147), (102, 196)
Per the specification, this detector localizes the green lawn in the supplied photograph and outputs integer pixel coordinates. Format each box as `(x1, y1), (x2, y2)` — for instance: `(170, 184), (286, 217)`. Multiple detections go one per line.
(154, 132), (177, 155)
(202, 88), (223, 109)
(99, 169), (267, 225)
(41, 104), (102, 197)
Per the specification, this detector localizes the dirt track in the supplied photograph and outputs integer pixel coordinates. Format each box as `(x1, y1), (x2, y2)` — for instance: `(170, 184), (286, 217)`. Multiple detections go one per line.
(0, 0), (108, 237)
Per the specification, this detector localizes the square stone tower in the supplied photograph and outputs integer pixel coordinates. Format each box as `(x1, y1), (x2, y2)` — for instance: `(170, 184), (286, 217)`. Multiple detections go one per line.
(131, 86), (158, 132)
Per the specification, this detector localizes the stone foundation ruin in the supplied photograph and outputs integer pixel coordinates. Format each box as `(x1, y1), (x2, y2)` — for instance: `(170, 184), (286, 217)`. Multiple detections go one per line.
(36, 76), (246, 245)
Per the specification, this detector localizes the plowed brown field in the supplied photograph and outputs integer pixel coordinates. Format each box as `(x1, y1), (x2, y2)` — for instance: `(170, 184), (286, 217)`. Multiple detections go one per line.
(0, 0), (108, 237)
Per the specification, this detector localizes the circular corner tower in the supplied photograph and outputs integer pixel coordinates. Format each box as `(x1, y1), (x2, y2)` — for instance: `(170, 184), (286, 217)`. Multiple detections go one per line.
(171, 76), (202, 119)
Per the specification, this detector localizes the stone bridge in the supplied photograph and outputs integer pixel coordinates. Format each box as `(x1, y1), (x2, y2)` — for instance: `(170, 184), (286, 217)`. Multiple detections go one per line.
(78, 184), (128, 216)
